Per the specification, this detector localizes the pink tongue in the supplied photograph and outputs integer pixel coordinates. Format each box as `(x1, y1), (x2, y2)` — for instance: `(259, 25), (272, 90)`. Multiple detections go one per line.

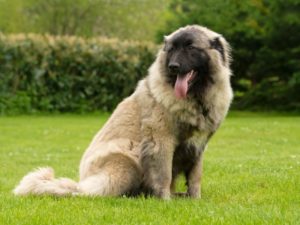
(174, 71), (193, 99)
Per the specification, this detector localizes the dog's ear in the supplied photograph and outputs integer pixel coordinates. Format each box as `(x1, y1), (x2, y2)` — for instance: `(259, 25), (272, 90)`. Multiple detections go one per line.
(210, 37), (224, 60)
(210, 36), (231, 66)
(163, 35), (169, 51)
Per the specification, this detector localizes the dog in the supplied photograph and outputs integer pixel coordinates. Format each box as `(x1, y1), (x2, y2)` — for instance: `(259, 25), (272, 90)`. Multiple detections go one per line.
(14, 25), (233, 199)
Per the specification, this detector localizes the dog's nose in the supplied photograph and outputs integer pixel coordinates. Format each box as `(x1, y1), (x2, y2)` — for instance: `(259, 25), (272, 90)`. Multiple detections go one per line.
(168, 62), (180, 73)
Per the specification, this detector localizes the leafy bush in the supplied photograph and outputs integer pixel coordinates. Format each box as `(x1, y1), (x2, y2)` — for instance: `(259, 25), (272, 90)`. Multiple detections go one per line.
(0, 33), (157, 114)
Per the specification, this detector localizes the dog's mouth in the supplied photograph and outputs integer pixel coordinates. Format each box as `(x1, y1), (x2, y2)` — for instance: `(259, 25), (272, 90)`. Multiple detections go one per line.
(174, 70), (196, 99)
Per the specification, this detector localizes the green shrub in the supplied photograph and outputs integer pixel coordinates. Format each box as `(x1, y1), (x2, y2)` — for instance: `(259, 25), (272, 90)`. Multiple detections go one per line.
(0, 33), (157, 113)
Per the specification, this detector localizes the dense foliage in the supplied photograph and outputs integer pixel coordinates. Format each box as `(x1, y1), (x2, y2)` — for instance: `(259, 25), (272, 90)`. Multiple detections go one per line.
(158, 0), (300, 110)
(0, 0), (299, 113)
(0, 0), (169, 41)
(0, 34), (156, 114)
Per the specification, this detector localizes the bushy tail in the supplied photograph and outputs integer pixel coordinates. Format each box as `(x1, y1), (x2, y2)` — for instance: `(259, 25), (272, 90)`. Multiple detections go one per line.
(13, 167), (78, 196)
(14, 153), (142, 197)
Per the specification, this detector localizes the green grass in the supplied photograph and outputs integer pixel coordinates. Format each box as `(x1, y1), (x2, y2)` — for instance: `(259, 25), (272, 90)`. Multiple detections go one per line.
(0, 112), (299, 225)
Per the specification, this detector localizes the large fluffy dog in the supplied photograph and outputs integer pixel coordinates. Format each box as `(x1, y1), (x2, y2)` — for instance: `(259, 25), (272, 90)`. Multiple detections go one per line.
(14, 25), (233, 199)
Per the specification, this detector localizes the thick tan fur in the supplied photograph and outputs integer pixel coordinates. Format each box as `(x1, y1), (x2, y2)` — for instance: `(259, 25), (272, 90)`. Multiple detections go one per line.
(13, 25), (233, 199)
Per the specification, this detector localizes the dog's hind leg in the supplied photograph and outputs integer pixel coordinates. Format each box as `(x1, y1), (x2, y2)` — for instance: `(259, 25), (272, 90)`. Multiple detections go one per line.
(78, 152), (142, 196)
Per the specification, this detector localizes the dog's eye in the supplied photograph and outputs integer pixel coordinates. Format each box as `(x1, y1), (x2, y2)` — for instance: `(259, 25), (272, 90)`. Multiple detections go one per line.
(168, 46), (175, 52)
(187, 45), (195, 50)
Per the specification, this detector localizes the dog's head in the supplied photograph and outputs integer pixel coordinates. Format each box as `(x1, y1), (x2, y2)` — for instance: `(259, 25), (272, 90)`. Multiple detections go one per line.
(161, 25), (231, 99)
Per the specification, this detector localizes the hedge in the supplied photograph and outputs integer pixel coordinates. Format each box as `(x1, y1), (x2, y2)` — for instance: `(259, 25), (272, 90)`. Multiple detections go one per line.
(0, 33), (157, 114)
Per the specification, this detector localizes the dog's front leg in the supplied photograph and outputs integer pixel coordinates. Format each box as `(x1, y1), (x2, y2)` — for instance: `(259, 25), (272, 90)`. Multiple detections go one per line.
(186, 149), (204, 198)
(140, 137), (175, 200)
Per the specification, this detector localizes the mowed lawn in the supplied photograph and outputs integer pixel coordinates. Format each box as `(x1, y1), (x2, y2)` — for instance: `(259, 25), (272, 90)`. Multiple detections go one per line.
(0, 112), (299, 225)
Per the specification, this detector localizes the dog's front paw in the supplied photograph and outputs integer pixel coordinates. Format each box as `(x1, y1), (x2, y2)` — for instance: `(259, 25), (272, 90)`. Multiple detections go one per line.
(154, 188), (171, 200)
(188, 188), (201, 199)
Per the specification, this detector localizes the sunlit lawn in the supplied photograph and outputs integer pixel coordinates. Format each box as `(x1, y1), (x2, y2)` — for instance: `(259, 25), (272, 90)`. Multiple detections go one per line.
(0, 112), (299, 225)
